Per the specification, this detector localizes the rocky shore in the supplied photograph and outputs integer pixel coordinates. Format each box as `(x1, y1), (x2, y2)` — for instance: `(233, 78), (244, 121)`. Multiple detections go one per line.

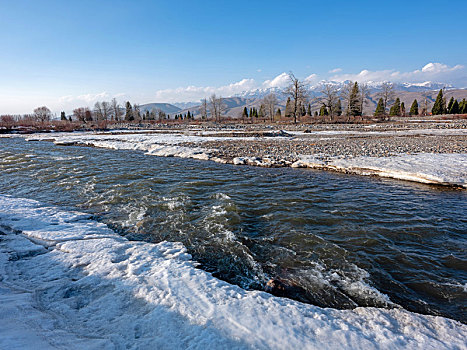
(178, 119), (467, 166)
(186, 134), (467, 165)
(10, 119), (467, 188)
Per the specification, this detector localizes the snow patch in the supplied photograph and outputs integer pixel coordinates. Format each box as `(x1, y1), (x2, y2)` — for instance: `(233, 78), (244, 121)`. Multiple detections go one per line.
(293, 153), (467, 188)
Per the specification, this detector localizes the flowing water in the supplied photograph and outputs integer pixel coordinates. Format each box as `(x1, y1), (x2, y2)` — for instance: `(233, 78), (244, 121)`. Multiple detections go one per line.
(1, 137), (466, 322)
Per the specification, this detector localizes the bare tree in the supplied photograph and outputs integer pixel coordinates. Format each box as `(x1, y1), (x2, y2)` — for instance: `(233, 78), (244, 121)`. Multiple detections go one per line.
(340, 81), (354, 116)
(33, 106), (52, 123)
(101, 101), (111, 121)
(199, 98), (209, 120)
(378, 82), (395, 114)
(285, 72), (308, 124)
(263, 93), (277, 122)
(111, 98), (122, 121)
(209, 94), (225, 122)
(73, 107), (87, 122)
(359, 83), (370, 116)
(133, 104), (141, 121)
(94, 102), (104, 121)
(0, 115), (15, 128)
(159, 110), (166, 120)
(320, 84), (339, 120)
(421, 91), (431, 116)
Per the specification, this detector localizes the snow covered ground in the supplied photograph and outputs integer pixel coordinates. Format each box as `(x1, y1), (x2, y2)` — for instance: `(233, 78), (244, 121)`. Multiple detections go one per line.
(292, 153), (467, 188)
(0, 194), (466, 349)
(287, 128), (467, 137)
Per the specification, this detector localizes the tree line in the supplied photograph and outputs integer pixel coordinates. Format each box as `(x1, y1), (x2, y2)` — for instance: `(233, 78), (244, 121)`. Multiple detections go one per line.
(3, 79), (467, 129)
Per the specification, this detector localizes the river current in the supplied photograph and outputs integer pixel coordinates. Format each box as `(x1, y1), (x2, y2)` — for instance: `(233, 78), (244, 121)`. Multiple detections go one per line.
(1, 137), (465, 322)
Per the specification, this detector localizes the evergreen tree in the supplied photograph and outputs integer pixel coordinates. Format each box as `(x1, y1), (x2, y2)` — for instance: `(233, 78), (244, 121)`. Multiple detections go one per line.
(432, 89), (446, 115)
(68, 116), (72, 122)
(314, 111), (318, 117)
(447, 97), (454, 113)
(336, 99), (342, 116)
(276, 108), (281, 118)
(460, 99), (467, 113)
(349, 82), (361, 116)
(60, 111), (67, 121)
(374, 98), (385, 117)
(249, 107), (253, 118)
(409, 99), (418, 116)
(389, 98), (401, 116)
(300, 103), (306, 117)
(307, 103), (312, 116)
(450, 99), (459, 114)
(400, 102), (405, 116)
(145, 110), (150, 120)
(125, 102), (133, 121)
(242, 107), (248, 119)
(319, 105), (328, 116)
(187, 111), (191, 119)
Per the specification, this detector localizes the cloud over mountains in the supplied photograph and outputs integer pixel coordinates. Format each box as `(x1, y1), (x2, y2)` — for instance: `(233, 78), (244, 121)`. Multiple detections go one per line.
(149, 62), (466, 103)
(50, 62), (465, 113)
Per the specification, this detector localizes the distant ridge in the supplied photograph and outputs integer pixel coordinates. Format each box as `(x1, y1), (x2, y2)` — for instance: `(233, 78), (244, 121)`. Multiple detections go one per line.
(139, 103), (181, 114)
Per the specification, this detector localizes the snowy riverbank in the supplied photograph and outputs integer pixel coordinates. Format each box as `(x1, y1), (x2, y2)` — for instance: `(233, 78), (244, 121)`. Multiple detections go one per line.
(15, 130), (467, 189)
(1, 194), (466, 349)
(292, 153), (467, 188)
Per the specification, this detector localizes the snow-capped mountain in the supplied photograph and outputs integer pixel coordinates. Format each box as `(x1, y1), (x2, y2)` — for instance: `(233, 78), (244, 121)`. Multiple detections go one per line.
(232, 81), (454, 101)
(161, 81), (463, 117)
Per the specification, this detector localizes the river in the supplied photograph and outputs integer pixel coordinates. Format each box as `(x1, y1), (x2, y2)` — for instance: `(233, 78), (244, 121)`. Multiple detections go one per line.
(1, 137), (465, 323)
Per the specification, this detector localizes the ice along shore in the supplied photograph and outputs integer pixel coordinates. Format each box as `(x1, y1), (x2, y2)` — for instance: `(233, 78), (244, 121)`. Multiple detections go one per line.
(16, 121), (467, 189)
(1, 194), (466, 349)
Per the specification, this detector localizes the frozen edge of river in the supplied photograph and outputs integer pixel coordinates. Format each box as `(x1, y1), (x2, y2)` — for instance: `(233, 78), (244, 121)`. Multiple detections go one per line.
(1, 194), (466, 349)
(16, 131), (467, 189)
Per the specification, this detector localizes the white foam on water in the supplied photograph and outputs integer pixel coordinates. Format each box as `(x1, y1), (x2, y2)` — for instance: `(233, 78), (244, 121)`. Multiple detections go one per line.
(0, 194), (466, 349)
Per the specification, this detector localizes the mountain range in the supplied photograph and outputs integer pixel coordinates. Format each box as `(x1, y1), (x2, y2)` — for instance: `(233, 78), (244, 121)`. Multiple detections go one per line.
(141, 81), (467, 117)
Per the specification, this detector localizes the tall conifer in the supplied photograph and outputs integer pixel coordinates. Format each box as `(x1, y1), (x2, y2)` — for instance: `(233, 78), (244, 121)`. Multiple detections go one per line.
(409, 99), (418, 116)
(450, 100), (459, 114)
(432, 89), (446, 115)
(374, 98), (385, 116)
(447, 97), (454, 113)
(389, 98), (401, 116)
(349, 82), (361, 116)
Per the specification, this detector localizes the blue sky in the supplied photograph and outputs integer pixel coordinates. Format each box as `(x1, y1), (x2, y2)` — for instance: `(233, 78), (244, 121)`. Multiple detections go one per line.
(1, 0), (466, 113)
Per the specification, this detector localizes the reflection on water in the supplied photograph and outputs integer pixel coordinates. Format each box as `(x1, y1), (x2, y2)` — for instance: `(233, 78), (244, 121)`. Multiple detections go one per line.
(1, 137), (466, 322)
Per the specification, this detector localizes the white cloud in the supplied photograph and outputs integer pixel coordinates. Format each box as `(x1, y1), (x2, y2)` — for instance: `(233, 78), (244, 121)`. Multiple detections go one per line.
(262, 72), (290, 89)
(53, 92), (130, 114)
(152, 72), (321, 103)
(421, 62), (461, 73)
(59, 92), (110, 104)
(49, 63), (465, 111)
(153, 78), (257, 103)
(329, 62), (465, 86)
